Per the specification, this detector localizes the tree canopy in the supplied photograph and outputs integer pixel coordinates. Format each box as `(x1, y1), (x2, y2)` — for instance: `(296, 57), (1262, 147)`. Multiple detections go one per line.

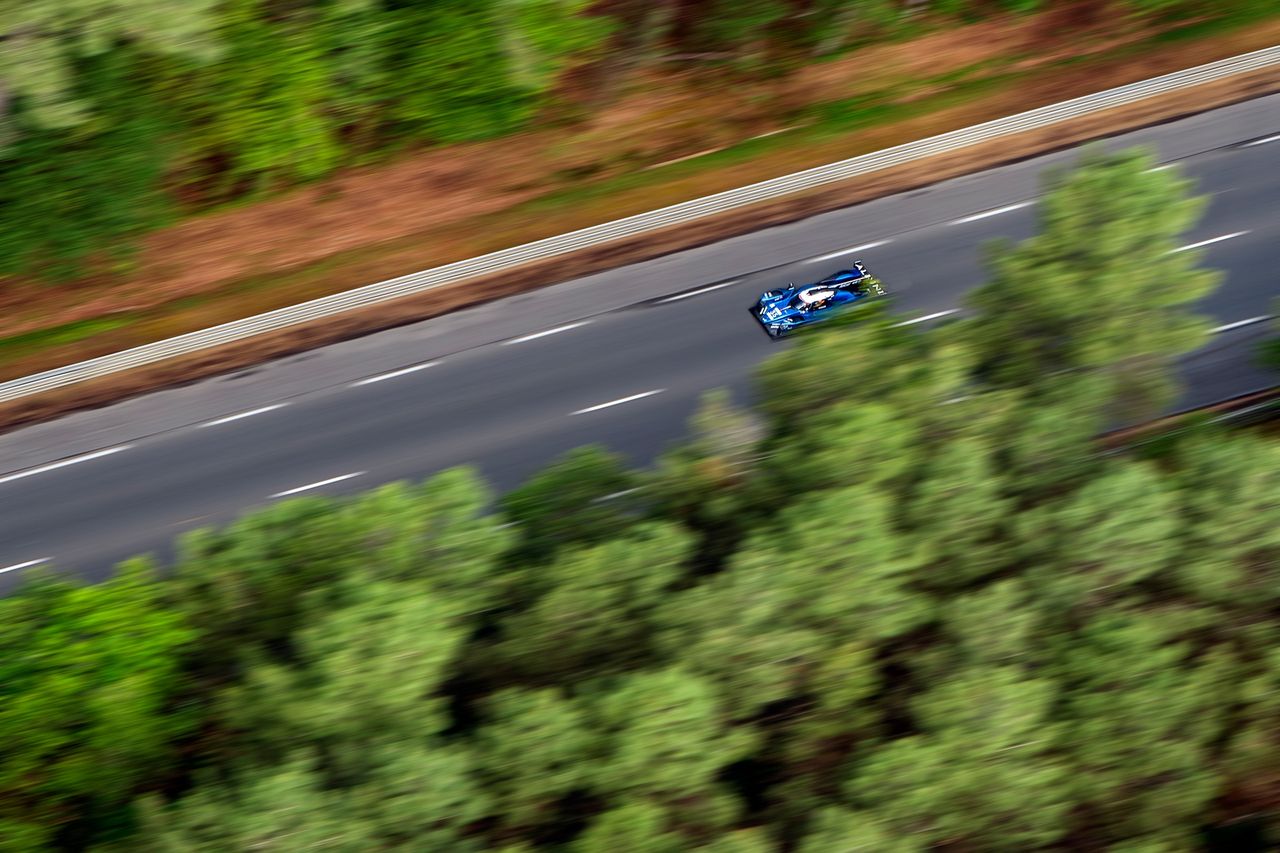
(4, 148), (1279, 852)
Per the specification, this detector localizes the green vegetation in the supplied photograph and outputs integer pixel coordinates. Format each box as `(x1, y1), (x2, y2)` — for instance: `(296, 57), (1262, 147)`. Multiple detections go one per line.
(4, 149), (1279, 851)
(0, 0), (1264, 281)
(1260, 304), (1280, 374)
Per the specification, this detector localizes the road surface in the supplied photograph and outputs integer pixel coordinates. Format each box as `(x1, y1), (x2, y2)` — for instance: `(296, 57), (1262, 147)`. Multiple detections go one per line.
(1, 93), (1277, 586)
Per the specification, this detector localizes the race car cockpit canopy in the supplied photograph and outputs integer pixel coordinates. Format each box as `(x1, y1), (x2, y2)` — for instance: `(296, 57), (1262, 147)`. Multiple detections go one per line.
(798, 288), (836, 306)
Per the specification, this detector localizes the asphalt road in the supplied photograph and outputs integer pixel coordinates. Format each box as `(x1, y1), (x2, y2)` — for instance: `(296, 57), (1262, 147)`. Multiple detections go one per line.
(1, 94), (1277, 587)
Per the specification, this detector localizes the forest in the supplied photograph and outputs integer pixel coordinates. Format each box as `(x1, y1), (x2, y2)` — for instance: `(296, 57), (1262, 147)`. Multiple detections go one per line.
(0, 0), (1263, 281)
(3, 149), (1279, 851)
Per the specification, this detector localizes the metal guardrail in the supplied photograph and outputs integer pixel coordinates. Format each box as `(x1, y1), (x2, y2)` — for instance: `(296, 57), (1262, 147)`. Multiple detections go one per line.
(2, 46), (1278, 404)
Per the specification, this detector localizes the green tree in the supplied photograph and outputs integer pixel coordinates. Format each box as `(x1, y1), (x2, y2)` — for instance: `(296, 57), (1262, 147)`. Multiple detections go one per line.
(0, 0), (219, 130)
(493, 523), (692, 681)
(1049, 607), (1228, 840)
(1050, 610), (1233, 846)
(174, 469), (506, 677)
(757, 305), (970, 433)
(312, 0), (396, 153)
(222, 580), (466, 773)
(587, 668), (756, 805)
(172, 496), (361, 676)
(848, 666), (1072, 850)
(338, 469), (512, 610)
(1018, 460), (1179, 612)
(687, 0), (788, 62)
(964, 147), (1221, 420)
(761, 484), (932, 642)
(700, 828), (776, 852)
(1259, 304), (1280, 373)
(134, 754), (371, 853)
(764, 400), (921, 501)
(496, 0), (613, 91)
(340, 742), (489, 851)
(0, 49), (170, 279)
(384, 0), (604, 144)
(648, 389), (766, 568)
(501, 444), (640, 563)
(1219, 648), (1280, 843)
(572, 801), (684, 853)
(472, 687), (599, 827)
(658, 484), (926, 718)
(1170, 431), (1280, 610)
(904, 435), (1013, 589)
(988, 374), (1109, 502)
(943, 579), (1043, 668)
(0, 560), (193, 851)
(172, 0), (341, 197)
(767, 640), (882, 821)
(797, 808), (922, 853)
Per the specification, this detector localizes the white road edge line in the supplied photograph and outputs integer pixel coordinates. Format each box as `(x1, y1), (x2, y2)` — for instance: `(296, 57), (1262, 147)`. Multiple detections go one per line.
(1244, 133), (1280, 147)
(572, 389), (665, 415)
(0, 557), (50, 576)
(658, 281), (738, 303)
(807, 240), (891, 263)
(1211, 315), (1271, 334)
(0, 445), (133, 486)
(271, 471), (365, 499)
(351, 362), (438, 386)
(198, 403), (288, 427)
(1173, 231), (1248, 252)
(896, 309), (960, 327)
(502, 321), (591, 345)
(952, 202), (1033, 224)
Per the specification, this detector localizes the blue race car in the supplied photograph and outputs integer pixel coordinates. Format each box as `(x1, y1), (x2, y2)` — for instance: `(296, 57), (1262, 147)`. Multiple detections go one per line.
(750, 262), (885, 338)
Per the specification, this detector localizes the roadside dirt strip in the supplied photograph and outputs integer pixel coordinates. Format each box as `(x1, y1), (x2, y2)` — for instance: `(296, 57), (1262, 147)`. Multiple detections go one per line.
(1, 63), (1277, 434)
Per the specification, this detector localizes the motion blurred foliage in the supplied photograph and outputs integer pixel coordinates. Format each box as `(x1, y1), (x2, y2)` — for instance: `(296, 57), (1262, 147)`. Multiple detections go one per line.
(4, 148), (1280, 851)
(964, 147), (1220, 423)
(0, 0), (1264, 279)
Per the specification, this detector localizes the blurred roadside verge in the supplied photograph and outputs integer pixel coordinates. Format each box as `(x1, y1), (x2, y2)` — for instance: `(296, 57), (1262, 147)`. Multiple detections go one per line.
(0, 53), (1277, 433)
(1103, 386), (1280, 450)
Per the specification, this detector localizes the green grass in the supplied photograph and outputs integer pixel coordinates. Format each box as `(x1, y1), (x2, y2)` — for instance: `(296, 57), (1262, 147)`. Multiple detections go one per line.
(0, 316), (137, 361)
(1151, 1), (1279, 43)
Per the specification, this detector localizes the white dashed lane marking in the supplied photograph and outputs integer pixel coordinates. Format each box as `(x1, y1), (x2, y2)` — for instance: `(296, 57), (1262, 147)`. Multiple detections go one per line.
(351, 362), (437, 386)
(0, 445), (132, 487)
(0, 558), (50, 575)
(1211, 316), (1271, 334)
(502, 321), (592, 345)
(952, 202), (1033, 224)
(807, 240), (892, 263)
(572, 389), (665, 415)
(658, 281), (738, 303)
(594, 487), (644, 503)
(1244, 133), (1280, 147)
(198, 404), (289, 428)
(1173, 231), (1248, 253)
(896, 309), (960, 327)
(271, 472), (365, 499)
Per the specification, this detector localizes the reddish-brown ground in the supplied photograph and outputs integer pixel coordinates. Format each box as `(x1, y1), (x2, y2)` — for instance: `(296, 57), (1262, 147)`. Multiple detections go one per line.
(5, 10), (1279, 344)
